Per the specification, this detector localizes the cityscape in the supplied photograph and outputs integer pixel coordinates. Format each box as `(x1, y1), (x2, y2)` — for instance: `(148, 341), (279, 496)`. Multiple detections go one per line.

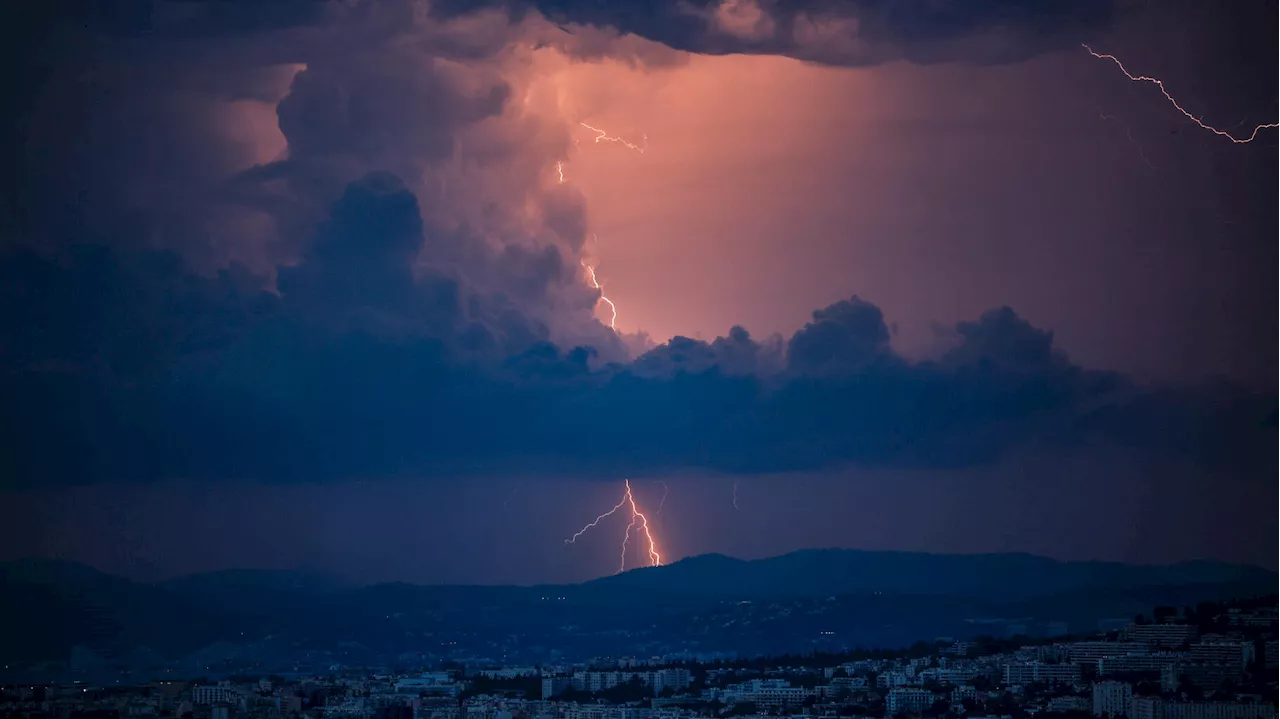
(2, 595), (1275, 719)
(0, 3), (1274, 719)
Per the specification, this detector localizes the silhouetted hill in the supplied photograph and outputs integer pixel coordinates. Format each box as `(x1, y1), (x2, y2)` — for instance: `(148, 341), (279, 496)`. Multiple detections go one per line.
(159, 568), (355, 622)
(0, 559), (233, 662)
(1, 551), (1273, 669)
(161, 567), (353, 595)
(585, 549), (1275, 602)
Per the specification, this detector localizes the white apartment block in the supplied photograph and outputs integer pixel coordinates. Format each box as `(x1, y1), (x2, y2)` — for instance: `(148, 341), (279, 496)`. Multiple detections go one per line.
(886, 688), (936, 716)
(951, 686), (978, 703)
(541, 676), (573, 699)
(1093, 681), (1133, 718)
(1002, 662), (1081, 685)
(648, 668), (692, 694)
(877, 672), (913, 689)
(1188, 642), (1254, 670)
(918, 668), (978, 685)
(1070, 643), (1151, 663)
(191, 687), (240, 706)
(1097, 653), (1182, 676)
(751, 687), (816, 709)
(1131, 698), (1277, 719)
(1124, 625), (1198, 649)
(569, 669), (690, 695)
(1049, 697), (1093, 713)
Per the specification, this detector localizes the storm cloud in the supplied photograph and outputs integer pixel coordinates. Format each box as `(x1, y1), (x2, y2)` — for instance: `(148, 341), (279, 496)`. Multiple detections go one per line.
(0, 0), (1273, 493)
(432, 0), (1118, 66)
(0, 169), (1271, 488)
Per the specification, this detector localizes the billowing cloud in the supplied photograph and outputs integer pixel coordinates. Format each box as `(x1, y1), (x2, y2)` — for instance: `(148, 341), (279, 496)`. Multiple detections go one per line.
(787, 296), (894, 374)
(5, 0), (633, 354)
(0, 172), (1271, 487)
(0, 0), (1272, 491)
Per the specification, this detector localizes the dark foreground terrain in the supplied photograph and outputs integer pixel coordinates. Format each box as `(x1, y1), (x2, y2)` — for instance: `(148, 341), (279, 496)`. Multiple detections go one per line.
(1, 549), (1273, 677)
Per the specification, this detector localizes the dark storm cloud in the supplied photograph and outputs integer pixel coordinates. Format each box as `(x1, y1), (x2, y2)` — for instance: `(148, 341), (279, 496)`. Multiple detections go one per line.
(787, 297), (893, 374)
(0, 173), (543, 485)
(0, 170), (1272, 488)
(432, 0), (1117, 66)
(0, 0), (1271, 490)
(3, 0), (617, 354)
(0, 0), (324, 245)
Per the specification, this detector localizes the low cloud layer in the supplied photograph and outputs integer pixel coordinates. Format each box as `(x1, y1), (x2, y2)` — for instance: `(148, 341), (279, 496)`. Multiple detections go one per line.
(1, 170), (1272, 487)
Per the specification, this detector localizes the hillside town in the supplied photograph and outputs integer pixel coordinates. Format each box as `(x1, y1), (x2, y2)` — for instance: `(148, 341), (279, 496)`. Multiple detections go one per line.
(3, 599), (1275, 719)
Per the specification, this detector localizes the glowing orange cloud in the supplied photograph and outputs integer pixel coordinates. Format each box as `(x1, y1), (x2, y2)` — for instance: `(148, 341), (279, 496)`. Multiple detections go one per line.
(579, 121), (647, 154)
(1083, 44), (1278, 144)
(539, 110), (642, 334)
(528, 51), (859, 343)
(565, 479), (662, 573)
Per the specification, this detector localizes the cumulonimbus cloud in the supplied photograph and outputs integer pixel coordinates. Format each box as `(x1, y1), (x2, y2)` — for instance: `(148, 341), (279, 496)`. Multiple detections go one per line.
(0, 170), (1272, 487)
(0, 0), (1271, 488)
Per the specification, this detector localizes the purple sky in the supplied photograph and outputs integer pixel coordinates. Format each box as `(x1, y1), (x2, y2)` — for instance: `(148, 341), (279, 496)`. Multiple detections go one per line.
(0, 0), (1274, 584)
(2, 446), (1273, 584)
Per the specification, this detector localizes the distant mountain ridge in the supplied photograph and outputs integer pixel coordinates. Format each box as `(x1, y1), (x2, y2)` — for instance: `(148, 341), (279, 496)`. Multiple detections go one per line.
(0, 550), (1273, 670)
(160, 567), (353, 599)
(585, 548), (1275, 601)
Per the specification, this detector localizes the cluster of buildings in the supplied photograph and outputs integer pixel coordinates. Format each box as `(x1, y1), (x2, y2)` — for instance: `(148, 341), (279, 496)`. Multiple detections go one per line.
(541, 669), (693, 698)
(2, 603), (1275, 719)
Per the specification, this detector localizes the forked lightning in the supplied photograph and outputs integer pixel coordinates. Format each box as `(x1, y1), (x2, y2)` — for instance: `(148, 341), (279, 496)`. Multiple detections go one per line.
(565, 480), (662, 573)
(1083, 44), (1278, 144)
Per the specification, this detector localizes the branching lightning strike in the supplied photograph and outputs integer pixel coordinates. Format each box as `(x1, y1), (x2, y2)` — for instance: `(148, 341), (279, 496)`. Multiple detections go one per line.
(579, 121), (647, 154)
(565, 479), (662, 573)
(554, 123), (646, 331)
(1083, 44), (1278, 144)
(582, 261), (618, 329)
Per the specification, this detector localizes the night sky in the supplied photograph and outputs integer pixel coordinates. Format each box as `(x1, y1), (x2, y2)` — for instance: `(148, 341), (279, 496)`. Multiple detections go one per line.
(0, 0), (1275, 585)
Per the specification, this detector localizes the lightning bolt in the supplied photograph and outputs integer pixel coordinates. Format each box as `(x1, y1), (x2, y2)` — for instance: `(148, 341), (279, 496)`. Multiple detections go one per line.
(582, 261), (618, 329)
(579, 121), (647, 154)
(565, 490), (629, 545)
(565, 479), (662, 573)
(655, 481), (670, 517)
(1083, 44), (1278, 144)
(623, 480), (662, 570)
(621, 507), (639, 572)
(553, 125), (646, 332)
(732, 479), (740, 511)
